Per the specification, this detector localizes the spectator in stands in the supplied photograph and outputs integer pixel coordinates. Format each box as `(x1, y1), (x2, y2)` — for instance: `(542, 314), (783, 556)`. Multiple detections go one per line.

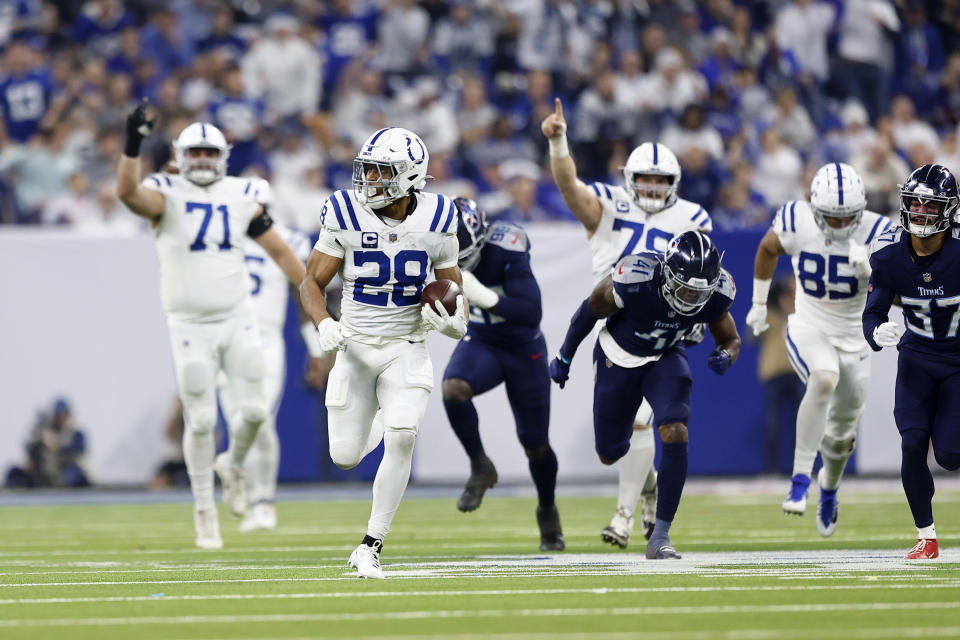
(315, 0), (378, 108)
(5, 397), (90, 488)
(728, 7), (766, 70)
(515, 0), (576, 79)
(663, 103), (725, 161)
(839, 101), (878, 161)
(69, 0), (133, 57)
(138, 8), (190, 77)
(432, 0), (494, 75)
(571, 68), (626, 183)
(773, 0), (835, 126)
(643, 47), (708, 119)
(488, 158), (555, 224)
(752, 127), (804, 208)
(195, 3), (245, 61)
(395, 76), (459, 155)
(208, 62), (265, 176)
(0, 124), (77, 222)
(836, 0), (899, 123)
(712, 161), (769, 231)
(763, 86), (816, 157)
(850, 132), (910, 217)
(0, 38), (54, 144)
(894, 2), (945, 118)
(935, 52), (960, 129)
(890, 93), (941, 156)
(372, 0), (430, 83)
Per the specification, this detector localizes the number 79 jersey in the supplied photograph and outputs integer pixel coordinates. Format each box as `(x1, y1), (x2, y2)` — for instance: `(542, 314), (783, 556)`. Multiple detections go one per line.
(313, 189), (459, 343)
(144, 173), (265, 322)
(774, 199), (892, 350)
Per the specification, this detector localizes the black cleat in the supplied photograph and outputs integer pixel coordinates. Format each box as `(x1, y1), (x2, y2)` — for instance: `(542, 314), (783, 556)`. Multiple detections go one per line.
(457, 455), (498, 512)
(536, 504), (565, 551)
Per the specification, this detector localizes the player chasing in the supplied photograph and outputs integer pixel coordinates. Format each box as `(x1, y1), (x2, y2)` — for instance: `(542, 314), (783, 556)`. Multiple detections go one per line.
(300, 127), (468, 579)
(441, 197), (563, 551)
(541, 97), (713, 549)
(863, 164), (960, 559)
(117, 101), (307, 549)
(745, 163), (891, 536)
(549, 231), (741, 559)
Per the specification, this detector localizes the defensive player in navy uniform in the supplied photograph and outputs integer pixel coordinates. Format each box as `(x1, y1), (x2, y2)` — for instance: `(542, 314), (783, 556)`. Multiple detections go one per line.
(549, 231), (740, 559)
(863, 164), (960, 560)
(441, 197), (563, 552)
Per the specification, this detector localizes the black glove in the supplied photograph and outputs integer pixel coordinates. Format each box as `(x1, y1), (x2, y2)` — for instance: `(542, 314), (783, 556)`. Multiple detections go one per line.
(124, 98), (157, 157)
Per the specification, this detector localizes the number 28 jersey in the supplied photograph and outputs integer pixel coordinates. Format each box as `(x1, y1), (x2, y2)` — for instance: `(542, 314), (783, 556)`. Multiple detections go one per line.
(773, 200), (892, 351)
(314, 189), (459, 343)
(144, 174), (266, 322)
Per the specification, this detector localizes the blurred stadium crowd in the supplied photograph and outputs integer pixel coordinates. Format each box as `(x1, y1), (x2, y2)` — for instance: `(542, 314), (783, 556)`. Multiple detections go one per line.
(1, 0), (960, 232)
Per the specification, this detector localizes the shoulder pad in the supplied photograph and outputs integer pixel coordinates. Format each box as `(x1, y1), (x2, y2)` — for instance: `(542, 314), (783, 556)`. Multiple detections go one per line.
(426, 192), (458, 234)
(613, 253), (659, 284)
(588, 182), (617, 201)
(869, 225), (902, 256)
(715, 268), (736, 301)
(679, 200), (712, 230)
(772, 200), (802, 235)
(320, 190), (362, 232)
(486, 222), (530, 253)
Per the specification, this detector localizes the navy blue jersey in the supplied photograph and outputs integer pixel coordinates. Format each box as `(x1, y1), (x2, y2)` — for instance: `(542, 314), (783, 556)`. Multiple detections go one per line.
(467, 222), (543, 347)
(605, 252), (735, 358)
(864, 227), (960, 357)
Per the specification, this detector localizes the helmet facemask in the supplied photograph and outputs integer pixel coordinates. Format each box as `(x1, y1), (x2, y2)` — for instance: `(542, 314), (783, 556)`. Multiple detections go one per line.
(625, 171), (677, 213)
(176, 146), (225, 186)
(353, 159), (408, 209)
(812, 205), (863, 242)
(661, 263), (719, 316)
(899, 189), (955, 238)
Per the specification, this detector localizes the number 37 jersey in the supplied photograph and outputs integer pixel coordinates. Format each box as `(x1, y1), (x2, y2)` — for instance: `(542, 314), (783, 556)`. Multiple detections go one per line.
(313, 189), (459, 343)
(774, 200), (892, 350)
(144, 174), (265, 322)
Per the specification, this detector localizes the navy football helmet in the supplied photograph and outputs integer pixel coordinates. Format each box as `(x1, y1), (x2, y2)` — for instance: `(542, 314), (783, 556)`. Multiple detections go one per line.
(661, 231), (722, 316)
(454, 196), (487, 271)
(899, 164), (959, 238)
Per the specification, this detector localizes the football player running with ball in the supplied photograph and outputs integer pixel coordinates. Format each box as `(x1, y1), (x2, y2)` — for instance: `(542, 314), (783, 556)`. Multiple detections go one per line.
(442, 197), (563, 551)
(745, 163), (892, 535)
(300, 127), (467, 579)
(542, 97), (713, 549)
(863, 164), (960, 559)
(117, 101), (307, 550)
(549, 231), (741, 559)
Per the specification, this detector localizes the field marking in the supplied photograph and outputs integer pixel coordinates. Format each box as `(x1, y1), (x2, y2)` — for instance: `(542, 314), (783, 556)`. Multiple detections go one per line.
(1, 601), (959, 627)
(3, 581), (960, 606)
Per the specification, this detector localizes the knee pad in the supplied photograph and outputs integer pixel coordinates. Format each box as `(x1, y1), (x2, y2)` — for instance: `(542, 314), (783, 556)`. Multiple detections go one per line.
(933, 449), (960, 471)
(240, 346), (265, 383)
(900, 429), (929, 456)
(384, 428), (417, 457)
(658, 422), (688, 443)
(821, 433), (856, 460)
(807, 370), (839, 398)
(184, 406), (217, 434)
(442, 378), (473, 404)
(383, 400), (423, 432)
(329, 439), (363, 470)
(240, 401), (266, 425)
(181, 360), (212, 397)
(596, 440), (629, 465)
(524, 443), (552, 461)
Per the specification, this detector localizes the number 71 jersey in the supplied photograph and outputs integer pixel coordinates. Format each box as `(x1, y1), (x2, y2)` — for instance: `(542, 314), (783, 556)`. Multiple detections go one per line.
(144, 173), (265, 322)
(313, 189), (459, 343)
(774, 199), (892, 350)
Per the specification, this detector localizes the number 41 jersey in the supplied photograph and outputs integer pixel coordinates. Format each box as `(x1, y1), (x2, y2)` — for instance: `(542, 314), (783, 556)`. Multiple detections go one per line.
(314, 189), (459, 343)
(773, 200), (892, 351)
(144, 173), (265, 322)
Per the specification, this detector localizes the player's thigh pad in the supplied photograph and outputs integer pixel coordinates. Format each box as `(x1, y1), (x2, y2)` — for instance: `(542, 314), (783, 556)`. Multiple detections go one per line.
(592, 343), (646, 462)
(502, 335), (551, 449)
(378, 341), (433, 434)
(168, 321), (218, 433)
(893, 348), (939, 434)
(828, 347), (871, 432)
(642, 348), (693, 429)
(442, 337), (505, 396)
(223, 322), (268, 424)
(326, 347), (379, 468)
(785, 319), (839, 384)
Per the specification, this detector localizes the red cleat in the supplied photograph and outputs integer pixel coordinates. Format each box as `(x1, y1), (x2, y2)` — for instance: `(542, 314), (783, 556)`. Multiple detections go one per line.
(905, 538), (939, 559)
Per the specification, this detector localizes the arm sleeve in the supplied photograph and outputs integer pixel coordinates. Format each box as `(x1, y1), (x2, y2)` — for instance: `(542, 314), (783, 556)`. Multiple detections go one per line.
(313, 227), (345, 258)
(862, 255), (895, 351)
(490, 254), (542, 327)
(433, 234), (459, 269)
(558, 298), (599, 361)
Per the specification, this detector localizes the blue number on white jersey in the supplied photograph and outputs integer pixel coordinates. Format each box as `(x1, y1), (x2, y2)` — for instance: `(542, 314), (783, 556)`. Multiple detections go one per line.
(353, 249), (428, 307)
(796, 251), (857, 299)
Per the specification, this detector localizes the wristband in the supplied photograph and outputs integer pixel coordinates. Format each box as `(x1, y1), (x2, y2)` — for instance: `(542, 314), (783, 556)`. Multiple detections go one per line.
(556, 352), (571, 364)
(752, 277), (772, 305)
(548, 135), (569, 158)
(124, 134), (143, 158)
(300, 321), (323, 358)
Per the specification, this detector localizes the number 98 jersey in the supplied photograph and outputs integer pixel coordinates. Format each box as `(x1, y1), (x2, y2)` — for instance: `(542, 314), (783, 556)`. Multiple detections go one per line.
(774, 200), (892, 351)
(144, 173), (265, 322)
(314, 189), (459, 343)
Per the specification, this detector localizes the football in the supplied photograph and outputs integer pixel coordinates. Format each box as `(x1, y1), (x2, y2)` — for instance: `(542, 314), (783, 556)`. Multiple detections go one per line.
(420, 279), (461, 316)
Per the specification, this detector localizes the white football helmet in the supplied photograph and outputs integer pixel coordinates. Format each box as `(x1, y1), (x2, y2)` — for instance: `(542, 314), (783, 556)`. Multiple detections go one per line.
(810, 162), (865, 241)
(353, 127), (429, 209)
(173, 122), (231, 186)
(622, 142), (681, 213)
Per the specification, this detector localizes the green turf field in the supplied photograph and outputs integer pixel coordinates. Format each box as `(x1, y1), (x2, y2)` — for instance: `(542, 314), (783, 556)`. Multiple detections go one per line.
(1, 487), (958, 639)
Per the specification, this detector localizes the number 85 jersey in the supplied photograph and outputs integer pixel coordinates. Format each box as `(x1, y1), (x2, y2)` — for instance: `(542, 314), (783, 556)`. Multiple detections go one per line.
(774, 200), (892, 351)
(314, 189), (459, 343)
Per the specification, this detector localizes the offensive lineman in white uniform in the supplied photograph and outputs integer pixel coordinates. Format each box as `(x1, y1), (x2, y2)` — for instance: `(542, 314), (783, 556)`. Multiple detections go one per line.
(218, 187), (321, 532)
(117, 102), (307, 549)
(745, 162), (892, 535)
(541, 98), (712, 549)
(300, 127), (468, 579)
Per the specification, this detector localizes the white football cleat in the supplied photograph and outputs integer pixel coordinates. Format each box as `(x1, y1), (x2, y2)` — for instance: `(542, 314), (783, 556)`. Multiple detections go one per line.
(601, 505), (634, 549)
(640, 472), (658, 540)
(348, 541), (384, 579)
(194, 508), (223, 550)
(214, 452), (247, 517)
(782, 473), (811, 515)
(239, 502), (277, 532)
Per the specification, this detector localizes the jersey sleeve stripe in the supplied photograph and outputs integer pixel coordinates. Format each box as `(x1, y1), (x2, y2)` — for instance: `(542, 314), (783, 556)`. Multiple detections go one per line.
(328, 194), (347, 230)
(865, 217), (885, 244)
(440, 198), (456, 232)
(339, 190), (361, 231)
(789, 202), (796, 232)
(429, 195), (445, 232)
(690, 206), (704, 222)
(590, 183), (601, 197)
(602, 184), (612, 199)
(244, 181), (252, 195)
(162, 175), (172, 187)
(698, 217), (710, 228)
(148, 175), (162, 188)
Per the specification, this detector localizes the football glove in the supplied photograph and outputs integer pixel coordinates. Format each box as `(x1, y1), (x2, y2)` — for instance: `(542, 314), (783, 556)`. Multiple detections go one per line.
(315, 317), (345, 352)
(421, 294), (468, 339)
(848, 241), (871, 278)
(124, 97), (157, 157)
(549, 352), (571, 389)
(460, 271), (499, 310)
(873, 321), (904, 348)
(707, 348), (733, 375)
(745, 302), (770, 336)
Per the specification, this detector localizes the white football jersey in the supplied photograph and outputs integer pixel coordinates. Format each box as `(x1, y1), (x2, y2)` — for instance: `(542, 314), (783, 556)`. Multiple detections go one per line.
(774, 200), (893, 351)
(242, 224), (312, 335)
(587, 182), (713, 284)
(144, 173), (266, 322)
(313, 189), (459, 343)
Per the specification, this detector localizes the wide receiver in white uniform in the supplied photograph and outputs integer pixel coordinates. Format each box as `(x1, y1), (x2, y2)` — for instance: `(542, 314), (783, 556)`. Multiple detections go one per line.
(117, 102), (307, 549)
(301, 127), (468, 579)
(218, 183), (320, 532)
(746, 162), (892, 536)
(541, 98), (712, 549)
